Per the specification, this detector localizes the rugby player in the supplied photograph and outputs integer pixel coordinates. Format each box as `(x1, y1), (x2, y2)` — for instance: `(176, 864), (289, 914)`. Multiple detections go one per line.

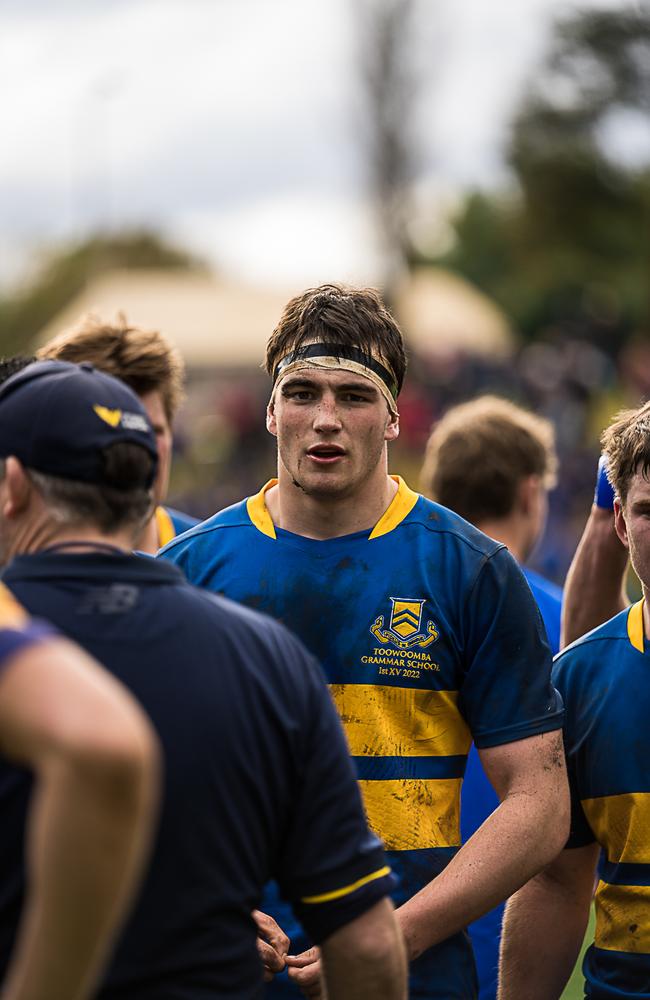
(0, 358), (406, 1000)
(0, 586), (158, 1000)
(159, 283), (569, 999)
(499, 399), (650, 999)
(38, 314), (198, 552)
(421, 395), (562, 1000)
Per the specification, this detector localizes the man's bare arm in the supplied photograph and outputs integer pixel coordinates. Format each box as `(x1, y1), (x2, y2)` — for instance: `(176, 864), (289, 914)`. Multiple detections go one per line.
(288, 898), (407, 1000)
(498, 842), (599, 999)
(561, 506), (628, 648)
(0, 638), (160, 1000)
(396, 730), (570, 961)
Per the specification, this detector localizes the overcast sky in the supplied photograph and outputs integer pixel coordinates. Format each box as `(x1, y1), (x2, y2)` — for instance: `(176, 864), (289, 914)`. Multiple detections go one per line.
(0, 0), (625, 289)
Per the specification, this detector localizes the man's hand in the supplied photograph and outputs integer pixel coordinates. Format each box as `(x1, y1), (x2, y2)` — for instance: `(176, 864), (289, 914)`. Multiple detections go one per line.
(286, 947), (323, 998)
(253, 910), (290, 982)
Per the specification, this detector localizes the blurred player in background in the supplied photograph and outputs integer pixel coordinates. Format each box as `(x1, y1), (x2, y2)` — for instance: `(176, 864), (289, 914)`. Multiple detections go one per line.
(160, 283), (568, 1000)
(0, 586), (159, 1000)
(420, 395), (562, 1000)
(0, 358), (406, 1000)
(500, 400), (650, 999)
(38, 314), (198, 552)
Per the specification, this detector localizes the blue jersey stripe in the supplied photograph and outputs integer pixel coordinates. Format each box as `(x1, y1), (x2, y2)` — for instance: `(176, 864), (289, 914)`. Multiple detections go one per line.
(600, 859), (650, 888)
(351, 754), (467, 780)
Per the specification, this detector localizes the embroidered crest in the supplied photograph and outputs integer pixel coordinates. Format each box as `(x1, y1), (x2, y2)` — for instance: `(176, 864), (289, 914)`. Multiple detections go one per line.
(370, 598), (439, 650)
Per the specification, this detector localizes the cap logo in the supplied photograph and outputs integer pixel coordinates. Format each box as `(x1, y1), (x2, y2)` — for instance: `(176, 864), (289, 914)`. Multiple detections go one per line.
(93, 405), (122, 428)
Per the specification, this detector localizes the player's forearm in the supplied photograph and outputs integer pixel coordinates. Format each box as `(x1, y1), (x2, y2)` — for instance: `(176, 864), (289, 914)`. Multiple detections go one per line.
(321, 900), (407, 1000)
(561, 507), (628, 648)
(498, 871), (590, 999)
(396, 781), (569, 961)
(2, 732), (159, 1000)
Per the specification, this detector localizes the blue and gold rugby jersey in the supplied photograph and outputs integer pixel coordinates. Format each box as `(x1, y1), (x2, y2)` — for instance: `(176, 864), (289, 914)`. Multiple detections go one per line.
(160, 476), (563, 1000)
(554, 600), (650, 999)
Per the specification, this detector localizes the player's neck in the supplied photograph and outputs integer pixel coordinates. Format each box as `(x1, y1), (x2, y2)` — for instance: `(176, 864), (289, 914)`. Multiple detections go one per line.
(267, 469), (399, 540)
(136, 511), (161, 555)
(8, 519), (135, 560)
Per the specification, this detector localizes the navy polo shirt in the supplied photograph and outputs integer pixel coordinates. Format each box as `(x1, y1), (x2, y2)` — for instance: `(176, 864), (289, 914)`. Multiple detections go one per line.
(0, 552), (392, 999)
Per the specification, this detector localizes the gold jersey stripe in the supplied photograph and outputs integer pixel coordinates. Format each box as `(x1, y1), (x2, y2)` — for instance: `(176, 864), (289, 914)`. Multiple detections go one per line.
(330, 684), (472, 759)
(583, 792), (650, 863)
(301, 865), (392, 904)
(359, 777), (461, 851)
(627, 599), (645, 653)
(594, 881), (650, 953)
(0, 582), (28, 629)
(155, 506), (176, 549)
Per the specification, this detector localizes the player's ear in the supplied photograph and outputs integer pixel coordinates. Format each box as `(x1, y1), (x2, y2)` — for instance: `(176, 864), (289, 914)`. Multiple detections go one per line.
(266, 399), (278, 437)
(614, 497), (629, 550)
(2, 457), (32, 519)
(384, 411), (399, 443)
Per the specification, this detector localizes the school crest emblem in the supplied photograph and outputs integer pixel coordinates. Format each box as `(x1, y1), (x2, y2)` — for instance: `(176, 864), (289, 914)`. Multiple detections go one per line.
(370, 598), (439, 650)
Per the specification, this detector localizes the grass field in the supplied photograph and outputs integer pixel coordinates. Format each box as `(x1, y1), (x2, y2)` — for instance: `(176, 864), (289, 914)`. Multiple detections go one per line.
(560, 909), (595, 1000)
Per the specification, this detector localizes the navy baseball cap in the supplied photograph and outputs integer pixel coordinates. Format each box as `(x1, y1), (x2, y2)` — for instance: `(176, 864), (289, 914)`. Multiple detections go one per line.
(0, 360), (158, 487)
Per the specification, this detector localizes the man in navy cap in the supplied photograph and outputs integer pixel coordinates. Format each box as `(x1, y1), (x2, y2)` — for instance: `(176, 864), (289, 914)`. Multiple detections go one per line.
(0, 360), (406, 1000)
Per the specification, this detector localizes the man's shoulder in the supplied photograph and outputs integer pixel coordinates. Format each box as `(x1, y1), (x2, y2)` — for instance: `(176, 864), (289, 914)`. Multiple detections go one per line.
(159, 497), (252, 558)
(406, 493), (504, 559)
(165, 506), (200, 536)
(553, 606), (632, 684)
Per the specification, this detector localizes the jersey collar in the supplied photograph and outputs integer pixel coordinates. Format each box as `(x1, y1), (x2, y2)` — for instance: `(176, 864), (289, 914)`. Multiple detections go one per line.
(155, 506), (176, 548)
(627, 598), (646, 653)
(245, 475), (420, 541)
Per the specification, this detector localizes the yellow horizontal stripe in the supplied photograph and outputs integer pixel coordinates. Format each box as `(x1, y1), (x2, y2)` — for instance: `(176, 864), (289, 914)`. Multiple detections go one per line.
(359, 777), (461, 851)
(330, 684), (471, 759)
(583, 793), (650, 863)
(301, 866), (392, 905)
(595, 881), (650, 953)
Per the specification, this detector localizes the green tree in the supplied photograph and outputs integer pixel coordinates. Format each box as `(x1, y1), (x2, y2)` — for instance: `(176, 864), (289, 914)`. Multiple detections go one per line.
(437, 5), (650, 344)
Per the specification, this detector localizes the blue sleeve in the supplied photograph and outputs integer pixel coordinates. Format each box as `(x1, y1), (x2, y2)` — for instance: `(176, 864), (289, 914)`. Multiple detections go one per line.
(277, 650), (395, 944)
(459, 547), (564, 748)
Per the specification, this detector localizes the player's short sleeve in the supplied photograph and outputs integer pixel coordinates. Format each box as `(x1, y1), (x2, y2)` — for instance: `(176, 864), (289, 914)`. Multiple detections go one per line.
(459, 547), (564, 748)
(275, 648), (395, 943)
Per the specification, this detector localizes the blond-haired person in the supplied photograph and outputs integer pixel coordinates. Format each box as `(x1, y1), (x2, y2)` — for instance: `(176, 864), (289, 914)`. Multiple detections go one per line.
(39, 314), (197, 552)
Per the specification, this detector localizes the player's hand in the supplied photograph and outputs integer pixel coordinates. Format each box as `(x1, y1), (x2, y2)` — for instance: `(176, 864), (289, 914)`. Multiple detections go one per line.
(286, 947), (324, 998)
(253, 909), (290, 982)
